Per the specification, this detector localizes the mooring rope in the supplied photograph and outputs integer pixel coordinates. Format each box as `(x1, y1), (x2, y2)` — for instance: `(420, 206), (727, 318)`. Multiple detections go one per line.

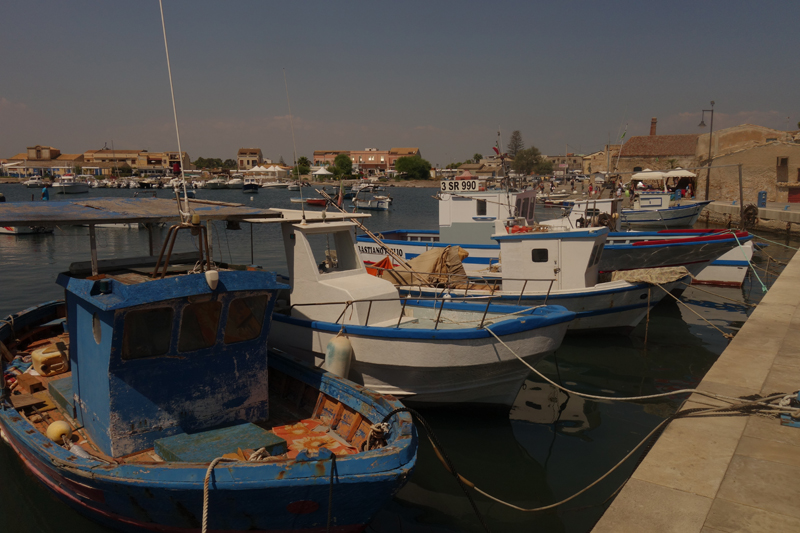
(653, 283), (735, 339)
(373, 327), (800, 520)
(202, 457), (231, 533)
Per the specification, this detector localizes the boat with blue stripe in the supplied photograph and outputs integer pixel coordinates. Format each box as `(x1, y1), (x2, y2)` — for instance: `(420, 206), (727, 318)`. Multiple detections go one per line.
(0, 201), (418, 532)
(264, 218), (575, 406)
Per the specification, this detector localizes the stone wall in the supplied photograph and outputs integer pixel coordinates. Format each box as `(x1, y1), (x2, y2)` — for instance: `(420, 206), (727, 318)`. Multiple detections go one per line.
(697, 142), (800, 203)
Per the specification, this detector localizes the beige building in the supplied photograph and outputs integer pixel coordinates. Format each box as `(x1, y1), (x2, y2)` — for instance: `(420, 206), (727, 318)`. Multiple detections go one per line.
(313, 147), (422, 175)
(703, 142), (800, 204)
(237, 148), (265, 170)
(583, 145), (621, 174)
(544, 153), (584, 175)
(5, 145), (85, 176)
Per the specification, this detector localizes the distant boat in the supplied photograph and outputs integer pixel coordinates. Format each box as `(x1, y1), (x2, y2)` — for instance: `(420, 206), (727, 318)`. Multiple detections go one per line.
(243, 177), (259, 193)
(227, 176), (244, 189)
(0, 225), (54, 235)
(353, 195), (391, 211)
(204, 177), (228, 189)
(22, 177), (45, 188)
(287, 182), (301, 191)
(52, 175), (89, 194)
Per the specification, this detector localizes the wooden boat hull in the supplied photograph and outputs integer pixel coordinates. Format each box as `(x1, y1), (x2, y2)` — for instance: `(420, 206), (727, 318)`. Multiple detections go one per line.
(0, 301), (417, 533)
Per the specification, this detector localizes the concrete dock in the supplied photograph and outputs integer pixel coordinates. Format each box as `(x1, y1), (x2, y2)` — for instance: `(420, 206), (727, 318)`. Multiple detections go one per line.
(592, 248), (800, 532)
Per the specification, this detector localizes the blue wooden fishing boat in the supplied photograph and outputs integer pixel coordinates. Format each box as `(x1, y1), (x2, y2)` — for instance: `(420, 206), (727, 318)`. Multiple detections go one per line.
(0, 200), (417, 532)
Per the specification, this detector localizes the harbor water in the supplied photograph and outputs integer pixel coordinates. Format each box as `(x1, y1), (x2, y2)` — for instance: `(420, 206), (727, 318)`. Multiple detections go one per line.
(1, 183), (797, 533)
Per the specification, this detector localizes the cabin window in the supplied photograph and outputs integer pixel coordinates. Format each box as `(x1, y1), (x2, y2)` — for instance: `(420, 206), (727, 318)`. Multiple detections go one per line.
(633, 166), (643, 172)
(178, 301), (222, 352)
(476, 199), (487, 216)
(588, 242), (604, 267)
(122, 307), (174, 360)
(307, 231), (361, 273)
(225, 295), (269, 344)
(531, 249), (549, 262)
(520, 198), (530, 220)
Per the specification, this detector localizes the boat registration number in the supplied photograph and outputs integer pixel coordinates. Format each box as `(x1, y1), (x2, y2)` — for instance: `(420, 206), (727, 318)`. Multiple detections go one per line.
(440, 180), (480, 192)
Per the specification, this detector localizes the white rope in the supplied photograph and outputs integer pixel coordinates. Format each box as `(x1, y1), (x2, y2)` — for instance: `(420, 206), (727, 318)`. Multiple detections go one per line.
(158, 0), (190, 221)
(202, 457), (232, 533)
(482, 326), (745, 403)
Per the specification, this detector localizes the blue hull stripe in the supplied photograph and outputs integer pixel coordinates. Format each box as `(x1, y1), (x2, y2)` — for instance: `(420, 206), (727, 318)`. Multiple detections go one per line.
(275, 301), (574, 340)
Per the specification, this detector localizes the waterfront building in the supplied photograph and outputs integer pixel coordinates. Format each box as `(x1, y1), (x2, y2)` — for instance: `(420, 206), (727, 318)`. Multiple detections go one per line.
(312, 147), (421, 175)
(3, 146), (193, 176)
(238, 148), (269, 170)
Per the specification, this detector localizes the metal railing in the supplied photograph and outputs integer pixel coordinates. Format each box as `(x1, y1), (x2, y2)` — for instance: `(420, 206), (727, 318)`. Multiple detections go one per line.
(287, 293), (514, 330)
(366, 264), (557, 304)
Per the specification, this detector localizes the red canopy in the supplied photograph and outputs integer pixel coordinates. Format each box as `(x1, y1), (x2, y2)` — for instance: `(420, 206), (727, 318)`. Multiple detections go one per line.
(455, 171), (474, 180)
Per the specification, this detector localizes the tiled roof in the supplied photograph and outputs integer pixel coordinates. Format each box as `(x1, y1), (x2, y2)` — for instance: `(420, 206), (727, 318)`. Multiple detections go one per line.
(619, 134), (699, 157)
(84, 149), (142, 155)
(56, 154), (84, 161)
(389, 147), (419, 155)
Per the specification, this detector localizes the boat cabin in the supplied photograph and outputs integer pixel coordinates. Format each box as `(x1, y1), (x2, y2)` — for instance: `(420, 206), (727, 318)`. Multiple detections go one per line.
(438, 190), (516, 245)
(492, 226), (609, 292)
(280, 220), (400, 325)
(57, 268), (285, 457)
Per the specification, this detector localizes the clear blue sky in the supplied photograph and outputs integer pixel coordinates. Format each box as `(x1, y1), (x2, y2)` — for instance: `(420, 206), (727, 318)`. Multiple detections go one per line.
(1, 0), (797, 166)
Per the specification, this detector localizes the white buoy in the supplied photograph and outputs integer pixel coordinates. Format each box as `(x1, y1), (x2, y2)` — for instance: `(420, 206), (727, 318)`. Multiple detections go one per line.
(324, 335), (353, 378)
(46, 420), (72, 443)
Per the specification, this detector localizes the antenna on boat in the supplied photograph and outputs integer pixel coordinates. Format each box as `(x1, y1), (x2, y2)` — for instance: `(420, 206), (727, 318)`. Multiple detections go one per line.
(283, 68), (305, 224)
(158, 0), (190, 222)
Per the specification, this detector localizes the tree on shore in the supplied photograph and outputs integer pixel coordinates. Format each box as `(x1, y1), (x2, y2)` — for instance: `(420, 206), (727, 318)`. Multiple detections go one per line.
(512, 146), (551, 175)
(295, 156), (311, 177)
(395, 156), (432, 180)
(333, 153), (353, 177)
(507, 131), (524, 158)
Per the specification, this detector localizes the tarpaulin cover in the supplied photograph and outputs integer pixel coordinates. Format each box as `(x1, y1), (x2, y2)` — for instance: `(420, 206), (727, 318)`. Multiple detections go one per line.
(377, 246), (471, 286)
(611, 266), (690, 284)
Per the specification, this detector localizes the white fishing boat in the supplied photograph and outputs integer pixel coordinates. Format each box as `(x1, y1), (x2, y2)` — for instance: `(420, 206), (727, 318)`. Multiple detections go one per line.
(227, 176), (244, 189)
(266, 218), (575, 406)
(261, 181), (290, 189)
(287, 182), (301, 191)
(52, 175), (89, 194)
(353, 195), (391, 211)
(204, 176), (228, 189)
(22, 177), (45, 188)
(374, 225), (689, 333)
(692, 239), (753, 287)
(355, 187), (751, 285)
(621, 191), (712, 228)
